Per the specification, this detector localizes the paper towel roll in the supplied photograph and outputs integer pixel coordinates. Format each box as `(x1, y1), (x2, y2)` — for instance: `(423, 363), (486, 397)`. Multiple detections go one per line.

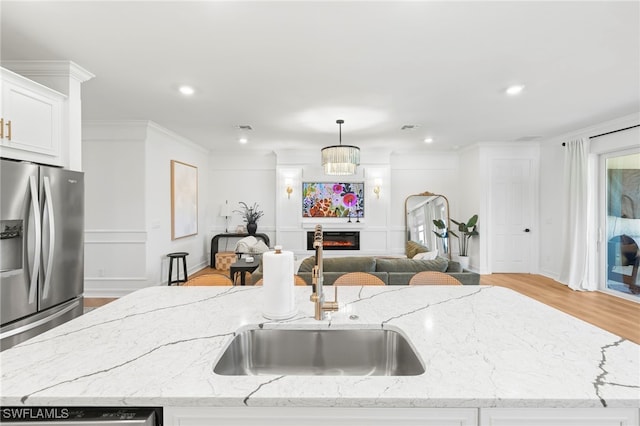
(262, 246), (297, 320)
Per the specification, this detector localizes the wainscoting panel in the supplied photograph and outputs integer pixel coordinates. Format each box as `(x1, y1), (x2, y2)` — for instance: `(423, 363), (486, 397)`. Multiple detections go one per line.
(84, 229), (148, 297)
(84, 278), (151, 298)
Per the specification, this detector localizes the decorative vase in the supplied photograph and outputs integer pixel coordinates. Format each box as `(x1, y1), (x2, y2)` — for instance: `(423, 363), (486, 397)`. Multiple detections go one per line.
(458, 255), (470, 270)
(247, 222), (258, 235)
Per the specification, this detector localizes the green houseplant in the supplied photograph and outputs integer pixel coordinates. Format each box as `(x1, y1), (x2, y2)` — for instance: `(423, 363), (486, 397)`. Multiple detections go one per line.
(449, 214), (479, 260)
(235, 202), (264, 235)
(432, 219), (449, 254)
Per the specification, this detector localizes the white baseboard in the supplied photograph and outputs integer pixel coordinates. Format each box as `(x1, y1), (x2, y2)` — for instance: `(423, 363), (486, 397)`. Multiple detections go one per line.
(83, 278), (154, 298)
(538, 269), (561, 282)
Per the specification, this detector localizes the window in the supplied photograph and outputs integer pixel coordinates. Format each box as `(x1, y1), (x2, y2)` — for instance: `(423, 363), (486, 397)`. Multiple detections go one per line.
(602, 151), (640, 299)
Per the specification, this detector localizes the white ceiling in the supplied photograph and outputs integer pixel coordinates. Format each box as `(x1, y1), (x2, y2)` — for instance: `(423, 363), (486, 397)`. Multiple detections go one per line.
(2, 1), (639, 154)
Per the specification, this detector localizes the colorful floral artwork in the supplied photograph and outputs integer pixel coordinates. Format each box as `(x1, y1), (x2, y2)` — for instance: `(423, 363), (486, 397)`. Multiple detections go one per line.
(302, 182), (365, 218)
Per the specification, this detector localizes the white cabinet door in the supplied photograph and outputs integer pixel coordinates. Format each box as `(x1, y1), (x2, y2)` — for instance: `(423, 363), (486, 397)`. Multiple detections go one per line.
(1, 68), (65, 165)
(165, 407), (478, 426)
(480, 407), (639, 425)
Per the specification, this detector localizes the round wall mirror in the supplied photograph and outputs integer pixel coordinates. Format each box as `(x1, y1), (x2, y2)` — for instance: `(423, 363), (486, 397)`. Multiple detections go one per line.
(405, 191), (451, 259)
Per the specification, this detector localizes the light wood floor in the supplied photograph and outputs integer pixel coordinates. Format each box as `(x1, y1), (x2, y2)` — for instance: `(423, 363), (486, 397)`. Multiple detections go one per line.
(86, 272), (639, 344)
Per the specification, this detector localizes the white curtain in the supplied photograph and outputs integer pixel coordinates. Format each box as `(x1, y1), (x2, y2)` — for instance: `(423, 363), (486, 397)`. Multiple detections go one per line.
(559, 138), (597, 291)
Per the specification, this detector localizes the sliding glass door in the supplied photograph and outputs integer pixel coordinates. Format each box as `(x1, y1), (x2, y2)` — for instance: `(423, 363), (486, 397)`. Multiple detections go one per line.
(603, 150), (640, 299)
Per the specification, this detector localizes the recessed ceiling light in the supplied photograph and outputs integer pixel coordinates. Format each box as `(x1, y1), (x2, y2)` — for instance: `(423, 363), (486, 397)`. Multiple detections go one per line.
(506, 85), (525, 96)
(239, 138), (248, 144)
(179, 85), (195, 96)
(424, 137), (433, 144)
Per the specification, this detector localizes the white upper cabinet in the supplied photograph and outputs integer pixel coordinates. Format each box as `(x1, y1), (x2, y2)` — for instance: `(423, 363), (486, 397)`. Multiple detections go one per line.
(0, 67), (66, 166)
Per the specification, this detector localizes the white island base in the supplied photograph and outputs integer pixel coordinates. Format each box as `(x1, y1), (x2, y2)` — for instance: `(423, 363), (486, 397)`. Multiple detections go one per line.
(166, 406), (637, 425)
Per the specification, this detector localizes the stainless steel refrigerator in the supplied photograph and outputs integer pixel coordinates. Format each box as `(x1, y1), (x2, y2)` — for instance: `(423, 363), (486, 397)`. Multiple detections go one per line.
(0, 158), (84, 350)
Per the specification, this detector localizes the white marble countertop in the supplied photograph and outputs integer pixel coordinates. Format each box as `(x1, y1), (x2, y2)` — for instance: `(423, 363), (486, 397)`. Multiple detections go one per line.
(1, 285), (638, 409)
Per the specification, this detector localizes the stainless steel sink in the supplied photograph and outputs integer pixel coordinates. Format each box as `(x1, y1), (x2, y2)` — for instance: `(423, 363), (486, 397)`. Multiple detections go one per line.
(213, 328), (425, 376)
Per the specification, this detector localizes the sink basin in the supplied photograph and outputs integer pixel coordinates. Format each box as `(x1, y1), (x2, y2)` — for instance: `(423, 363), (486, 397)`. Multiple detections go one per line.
(213, 328), (425, 376)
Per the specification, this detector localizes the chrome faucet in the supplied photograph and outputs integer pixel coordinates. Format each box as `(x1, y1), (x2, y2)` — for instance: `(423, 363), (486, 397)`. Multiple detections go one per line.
(310, 225), (338, 320)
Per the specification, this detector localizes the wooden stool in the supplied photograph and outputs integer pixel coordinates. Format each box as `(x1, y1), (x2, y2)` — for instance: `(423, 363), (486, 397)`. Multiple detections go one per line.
(167, 252), (189, 285)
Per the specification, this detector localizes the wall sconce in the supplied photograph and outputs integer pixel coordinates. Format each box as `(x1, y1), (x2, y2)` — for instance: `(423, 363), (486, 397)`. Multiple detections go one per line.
(285, 179), (293, 199)
(373, 179), (382, 199)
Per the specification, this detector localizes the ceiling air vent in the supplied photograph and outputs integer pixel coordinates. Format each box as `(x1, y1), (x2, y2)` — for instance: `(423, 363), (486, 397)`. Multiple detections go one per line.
(515, 136), (541, 142)
(401, 124), (420, 130)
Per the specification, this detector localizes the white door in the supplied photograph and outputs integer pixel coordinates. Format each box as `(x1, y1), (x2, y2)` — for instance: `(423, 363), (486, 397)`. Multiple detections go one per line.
(491, 159), (533, 273)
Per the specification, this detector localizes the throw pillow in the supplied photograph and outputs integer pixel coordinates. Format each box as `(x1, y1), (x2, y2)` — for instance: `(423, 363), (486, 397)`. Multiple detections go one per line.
(406, 240), (429, 259)
(413, 250), (438, 260)
(249, 240), (269, 254)
(235, 236), (258, 253)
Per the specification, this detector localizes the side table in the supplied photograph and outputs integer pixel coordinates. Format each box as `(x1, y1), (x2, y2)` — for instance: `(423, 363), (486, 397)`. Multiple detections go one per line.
(229, 259), (260, 286)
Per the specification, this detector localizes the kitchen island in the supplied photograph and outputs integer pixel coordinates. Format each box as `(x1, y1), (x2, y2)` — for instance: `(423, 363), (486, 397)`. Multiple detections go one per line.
(1, 285), (638, 425)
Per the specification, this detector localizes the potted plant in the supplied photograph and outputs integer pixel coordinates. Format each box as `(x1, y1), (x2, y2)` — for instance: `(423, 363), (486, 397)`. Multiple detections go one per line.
(235, 202), (264, 235)
(449, 214), (479, 269)
(432, 219), (449, 254)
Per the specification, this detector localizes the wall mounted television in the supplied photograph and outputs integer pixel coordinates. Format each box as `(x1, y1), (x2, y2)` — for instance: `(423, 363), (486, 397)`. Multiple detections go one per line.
(302, 182), (364, 218)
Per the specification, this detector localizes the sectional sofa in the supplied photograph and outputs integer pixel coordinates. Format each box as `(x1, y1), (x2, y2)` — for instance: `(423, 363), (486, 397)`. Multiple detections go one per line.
(251, 255), (480, 286)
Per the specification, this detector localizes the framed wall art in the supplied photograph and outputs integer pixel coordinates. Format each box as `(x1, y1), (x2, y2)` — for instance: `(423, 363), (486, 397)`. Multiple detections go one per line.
(171, 160), (198, 240)
(302, 182), (364, 218)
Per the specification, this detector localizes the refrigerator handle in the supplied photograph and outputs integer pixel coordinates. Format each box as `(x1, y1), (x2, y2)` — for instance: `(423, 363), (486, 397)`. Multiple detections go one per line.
(42, 176), (56, 299)
(28, 176), (41, 304)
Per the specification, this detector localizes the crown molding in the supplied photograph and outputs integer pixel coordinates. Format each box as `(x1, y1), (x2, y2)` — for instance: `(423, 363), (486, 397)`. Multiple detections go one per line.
(1, 60), (95, 82)
(147, 121), (210, 155)
(544, 112), (640, 144)
(83, 120), (150, 141)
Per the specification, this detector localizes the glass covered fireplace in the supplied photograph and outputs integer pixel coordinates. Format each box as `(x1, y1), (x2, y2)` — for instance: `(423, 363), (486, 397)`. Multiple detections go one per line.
(306, 231), (360, 251)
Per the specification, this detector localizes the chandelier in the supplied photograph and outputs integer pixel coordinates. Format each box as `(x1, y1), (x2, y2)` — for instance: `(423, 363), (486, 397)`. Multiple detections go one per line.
(321, 119), (360, 175)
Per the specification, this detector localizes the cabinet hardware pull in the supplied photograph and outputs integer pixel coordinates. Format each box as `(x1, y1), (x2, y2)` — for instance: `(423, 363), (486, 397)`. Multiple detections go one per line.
(0, 118), (3, 139)
(6, 120), (11, 141)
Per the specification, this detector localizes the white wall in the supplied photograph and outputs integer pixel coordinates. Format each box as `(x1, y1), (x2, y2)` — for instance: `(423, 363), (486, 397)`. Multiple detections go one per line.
(83, 121), (209, 296)
(83, 122), (148, 296)
(206, 151), (277, 237)
(145, 123), (210, 287)
(539, 141), (564, 277)
(457, 145), (482, 268)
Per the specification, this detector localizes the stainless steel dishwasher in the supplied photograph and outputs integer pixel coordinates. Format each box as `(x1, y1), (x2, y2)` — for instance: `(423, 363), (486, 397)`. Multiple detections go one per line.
(0, 407), (161, 425)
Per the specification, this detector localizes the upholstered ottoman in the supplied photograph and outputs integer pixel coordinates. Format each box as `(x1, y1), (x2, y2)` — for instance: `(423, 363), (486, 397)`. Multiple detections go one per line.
(215, 251), (237, 271)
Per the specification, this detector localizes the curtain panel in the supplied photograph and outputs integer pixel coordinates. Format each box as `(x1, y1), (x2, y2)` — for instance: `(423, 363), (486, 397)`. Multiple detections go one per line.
(559, 138), (597, 291)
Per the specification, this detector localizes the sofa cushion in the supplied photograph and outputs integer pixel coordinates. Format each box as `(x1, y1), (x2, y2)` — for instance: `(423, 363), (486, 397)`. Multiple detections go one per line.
(405, 240), (429, 259)
(413, 249), (438, 260)
(445, 258), (463, 272)
(297, 256), (376, 273)
(375, 257), (448, 273)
